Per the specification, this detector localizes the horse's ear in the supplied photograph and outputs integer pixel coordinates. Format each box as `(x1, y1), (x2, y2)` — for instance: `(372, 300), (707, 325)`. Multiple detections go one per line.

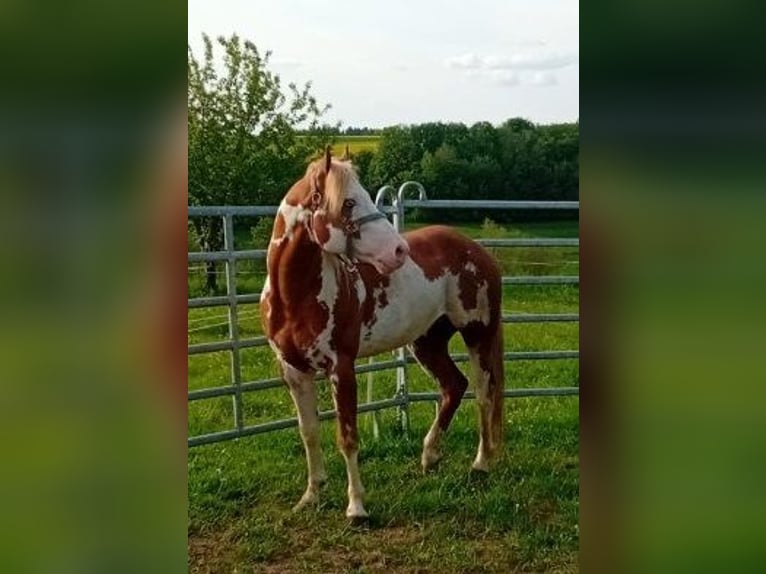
(324, 145), (332, 172)
(341, 144), (350, 161)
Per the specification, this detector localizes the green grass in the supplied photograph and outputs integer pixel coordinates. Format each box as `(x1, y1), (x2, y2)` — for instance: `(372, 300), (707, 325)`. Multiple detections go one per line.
(188, 219), (579, 573)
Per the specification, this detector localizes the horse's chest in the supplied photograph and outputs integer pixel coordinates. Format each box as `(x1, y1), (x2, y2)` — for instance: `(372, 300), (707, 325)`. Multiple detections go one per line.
(263, 267), (363, 373)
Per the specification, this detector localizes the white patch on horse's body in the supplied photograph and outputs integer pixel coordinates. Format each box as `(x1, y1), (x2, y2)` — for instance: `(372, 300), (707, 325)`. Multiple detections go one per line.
(447, 276), (491, 328)
(357, 258), (448, 357)
(356, 257), (494, 357)
(271, 201), (310, 245)
(322, 222), (347, 253)
(260, 276), (272, 320)
(305, 255), (341, 370)
(465, 261), (478, 274)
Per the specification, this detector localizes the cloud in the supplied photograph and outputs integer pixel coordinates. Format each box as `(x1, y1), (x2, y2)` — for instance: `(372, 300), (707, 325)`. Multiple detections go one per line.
(526, 71), (558, 86)
(490, 70), (520, 86)
(446, 50), (574, 88)
(485, 52), (575, 70)
(446, 51), (576, 72)
(444, 53), (483, 69)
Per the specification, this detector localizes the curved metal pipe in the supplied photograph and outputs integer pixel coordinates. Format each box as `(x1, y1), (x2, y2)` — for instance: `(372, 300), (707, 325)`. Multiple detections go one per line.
(374, 185), (397, 209)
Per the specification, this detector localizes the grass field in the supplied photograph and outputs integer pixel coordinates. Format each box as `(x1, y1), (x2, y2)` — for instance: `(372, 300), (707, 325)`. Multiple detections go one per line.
(331, 135), (381, 156)
(188, 219), (579, 573)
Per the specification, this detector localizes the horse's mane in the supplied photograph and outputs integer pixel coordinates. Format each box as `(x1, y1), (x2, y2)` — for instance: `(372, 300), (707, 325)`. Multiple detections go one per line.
(305, 158), (357, 218)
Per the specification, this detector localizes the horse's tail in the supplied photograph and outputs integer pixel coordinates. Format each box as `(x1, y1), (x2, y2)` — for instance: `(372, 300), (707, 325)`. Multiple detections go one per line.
(489, 316), (505, 454)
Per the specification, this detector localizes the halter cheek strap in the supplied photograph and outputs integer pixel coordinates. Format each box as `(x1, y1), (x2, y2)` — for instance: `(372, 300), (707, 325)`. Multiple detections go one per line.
(343, 211), (387, 236)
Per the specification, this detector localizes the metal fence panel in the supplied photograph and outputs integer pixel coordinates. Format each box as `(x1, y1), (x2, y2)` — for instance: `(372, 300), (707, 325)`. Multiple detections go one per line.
(188, 187), (579, 447)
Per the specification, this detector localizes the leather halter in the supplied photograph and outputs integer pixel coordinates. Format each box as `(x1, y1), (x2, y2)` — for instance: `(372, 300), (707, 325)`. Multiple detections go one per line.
(308, 188), (388, 270)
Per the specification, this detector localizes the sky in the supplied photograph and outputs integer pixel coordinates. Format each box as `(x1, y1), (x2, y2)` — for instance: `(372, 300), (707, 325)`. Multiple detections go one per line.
(188, 0), (578, 128)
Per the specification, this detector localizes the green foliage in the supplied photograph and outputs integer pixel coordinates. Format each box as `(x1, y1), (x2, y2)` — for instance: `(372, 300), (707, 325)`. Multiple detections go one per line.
(361, 119), (578, 223)
(188, 33), (332, 290)
(250, 217), (275, 248)
(350, 149), (376, 188)
(480, 217), (508, 238)
(188, 34), (331, 209)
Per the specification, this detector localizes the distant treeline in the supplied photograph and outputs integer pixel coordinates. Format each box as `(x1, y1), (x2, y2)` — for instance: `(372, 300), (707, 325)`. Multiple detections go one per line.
(299, 125), (381, 136)
(348, 119), (578, 222)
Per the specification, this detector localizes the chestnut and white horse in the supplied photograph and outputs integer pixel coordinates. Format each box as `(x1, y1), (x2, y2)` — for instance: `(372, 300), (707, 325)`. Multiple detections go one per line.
(260, 149), (504, 520)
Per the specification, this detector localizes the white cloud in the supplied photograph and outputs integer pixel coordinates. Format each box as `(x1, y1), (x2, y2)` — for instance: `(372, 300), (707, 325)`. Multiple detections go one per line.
(525, 71), (557, 86)
(444, 53), (483, 69)
(446, 51), (576, 72)
(490, 70), (520, 86)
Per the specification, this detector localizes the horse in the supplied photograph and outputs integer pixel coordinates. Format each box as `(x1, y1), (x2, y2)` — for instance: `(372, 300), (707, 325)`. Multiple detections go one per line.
(260, 148), (504, 520)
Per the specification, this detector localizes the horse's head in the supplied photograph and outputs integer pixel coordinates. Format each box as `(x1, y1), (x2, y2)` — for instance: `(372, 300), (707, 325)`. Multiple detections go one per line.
(302, 148), (409, 274)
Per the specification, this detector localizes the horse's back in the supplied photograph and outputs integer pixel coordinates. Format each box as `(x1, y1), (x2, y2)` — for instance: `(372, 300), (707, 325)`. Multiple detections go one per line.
(404, 225), (501, 284)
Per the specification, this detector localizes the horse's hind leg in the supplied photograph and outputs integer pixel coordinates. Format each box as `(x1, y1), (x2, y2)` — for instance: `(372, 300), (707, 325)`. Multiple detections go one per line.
(410, 316), (468, 471)
(282, 362), (327, 511)
(464, 322), (505, 472)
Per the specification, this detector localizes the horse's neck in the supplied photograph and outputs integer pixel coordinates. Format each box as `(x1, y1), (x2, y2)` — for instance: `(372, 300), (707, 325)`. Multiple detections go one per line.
(266, 219), (332, 313)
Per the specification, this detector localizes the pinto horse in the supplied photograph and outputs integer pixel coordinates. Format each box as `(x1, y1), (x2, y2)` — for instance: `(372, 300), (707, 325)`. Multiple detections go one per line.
(260, 148), (504, 520)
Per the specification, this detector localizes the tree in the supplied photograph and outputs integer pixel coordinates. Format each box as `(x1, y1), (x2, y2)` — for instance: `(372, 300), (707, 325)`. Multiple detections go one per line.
(368, 126), (421, 189)
(188, 34), (331, 292)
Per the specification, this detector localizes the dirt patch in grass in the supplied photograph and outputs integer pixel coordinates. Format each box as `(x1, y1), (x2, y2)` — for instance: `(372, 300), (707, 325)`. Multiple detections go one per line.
(188, 526), (247, 574)
(189, 518), (578, 574)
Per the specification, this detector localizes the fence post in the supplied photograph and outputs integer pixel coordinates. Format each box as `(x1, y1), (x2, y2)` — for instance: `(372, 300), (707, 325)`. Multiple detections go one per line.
(393, 182), (428, 435)
(366, 357), (380, 440)
(223, 214), (244, 431)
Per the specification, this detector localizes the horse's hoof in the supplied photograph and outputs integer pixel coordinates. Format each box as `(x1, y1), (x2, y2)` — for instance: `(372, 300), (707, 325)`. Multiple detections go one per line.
(470, 462), (490, 475)
(421, 449), (443, 472)
(348, 514), (370, 528)
(292, 491), (320, 512)
(345, 499), (368, 524)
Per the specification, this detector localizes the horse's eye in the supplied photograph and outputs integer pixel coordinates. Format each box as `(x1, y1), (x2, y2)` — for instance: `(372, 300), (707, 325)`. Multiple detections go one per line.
(343, 199), (356, 209)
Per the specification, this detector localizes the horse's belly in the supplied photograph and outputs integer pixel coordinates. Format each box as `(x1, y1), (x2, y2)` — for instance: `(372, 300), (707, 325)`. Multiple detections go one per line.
(357, 262), (446, 358)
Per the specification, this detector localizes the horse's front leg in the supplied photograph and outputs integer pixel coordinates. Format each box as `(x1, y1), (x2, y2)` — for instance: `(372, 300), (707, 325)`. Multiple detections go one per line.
(330, 356), (367, 520)
(283, 362), (327, 511)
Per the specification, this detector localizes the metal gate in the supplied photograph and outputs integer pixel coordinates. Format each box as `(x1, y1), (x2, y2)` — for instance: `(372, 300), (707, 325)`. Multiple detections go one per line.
(188, 183), (579, 447)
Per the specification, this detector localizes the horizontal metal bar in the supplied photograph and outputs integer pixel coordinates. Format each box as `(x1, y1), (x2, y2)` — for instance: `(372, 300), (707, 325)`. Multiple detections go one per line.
(403, 200), (579, 210)
(503, 313), (579, 323)
(477, 238), (579, 247)
(503, 276), (579, 285)
(188, 249), (267, 263)
(188, 336), (269, 355)
(188, 204), (398, 217)
(354, 358), (408, 374)
(188, 386), (578, 446)
(189, 206), (279, 217)
(408, 387), (579, 402)
(408, 350), (579, 364)
(188, 293), (261, 308)
(188, 397), (406, 447)
(188, 377), (284, 401)
(188, 360), (407, 401)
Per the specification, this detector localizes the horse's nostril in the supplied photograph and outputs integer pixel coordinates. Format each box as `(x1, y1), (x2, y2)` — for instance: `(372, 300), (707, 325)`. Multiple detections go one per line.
(395, 245), (405, 258)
